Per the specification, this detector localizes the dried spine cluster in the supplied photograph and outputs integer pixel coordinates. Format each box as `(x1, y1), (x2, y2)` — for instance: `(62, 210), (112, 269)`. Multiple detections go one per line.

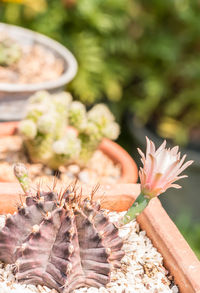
(0, 186), (124, 292)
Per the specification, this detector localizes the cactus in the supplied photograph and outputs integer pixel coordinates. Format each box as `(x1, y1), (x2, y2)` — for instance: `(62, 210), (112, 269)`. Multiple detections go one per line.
(19, 91), (79, 169)
(0, 164), (124, 292)
(77, 104), (120, 163)
(0, 38), (22, 66)
(19, 90), (120, 169)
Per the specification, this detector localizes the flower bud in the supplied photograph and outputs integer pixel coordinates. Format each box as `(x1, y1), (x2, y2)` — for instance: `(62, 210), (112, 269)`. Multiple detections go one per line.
(37, 114), (56, 134)
(29, 91), (51, 105)
(88, 104), (115, 127)
(19, 119), (37, 139)
(53, 92), (72, 107)
(53, 134), (81, 159)
(103, 122), (120, 140)
(68, 101), (87, 130)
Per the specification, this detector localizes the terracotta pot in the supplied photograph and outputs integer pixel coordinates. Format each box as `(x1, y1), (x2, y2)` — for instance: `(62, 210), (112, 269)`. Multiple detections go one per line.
(0, 182), (199, 293)
(0, 121), (138, 184)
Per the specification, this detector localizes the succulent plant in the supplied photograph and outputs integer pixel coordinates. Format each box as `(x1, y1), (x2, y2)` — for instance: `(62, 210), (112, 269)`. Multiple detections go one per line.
(0, 164), (124, 292)
(77, 104), (120, 163)
(19, 91), (79, 169)
(19, 90), (120, 170)
(0, 38), (22, 66)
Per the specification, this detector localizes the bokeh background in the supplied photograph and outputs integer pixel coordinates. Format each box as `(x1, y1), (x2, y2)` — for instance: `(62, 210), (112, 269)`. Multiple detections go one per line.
(0, 0), (200, 258)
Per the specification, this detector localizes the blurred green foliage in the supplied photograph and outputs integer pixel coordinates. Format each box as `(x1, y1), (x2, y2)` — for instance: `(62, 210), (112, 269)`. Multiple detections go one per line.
(0, 0), (135, 104)
(119, 0), (200, 147)
(176, 213), (200, 259)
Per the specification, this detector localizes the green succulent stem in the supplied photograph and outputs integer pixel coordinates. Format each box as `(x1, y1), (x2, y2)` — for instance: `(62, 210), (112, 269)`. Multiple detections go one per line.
(13, 163), (31, 194)
(120, 193), (150, 225)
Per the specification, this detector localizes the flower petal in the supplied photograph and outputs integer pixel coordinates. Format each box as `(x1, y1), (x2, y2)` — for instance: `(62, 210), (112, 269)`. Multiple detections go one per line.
(137, 147), (145, 159)
(170, 145), (179, 155)
(145, 136), (151, 157)
(176, 160), (193, 175)
(170, 184), (182, 189)
(155, 139), (167, 155)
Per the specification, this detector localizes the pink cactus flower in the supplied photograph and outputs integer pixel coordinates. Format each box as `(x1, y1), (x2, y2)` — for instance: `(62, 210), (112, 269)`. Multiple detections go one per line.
(138, 137), (193, 198)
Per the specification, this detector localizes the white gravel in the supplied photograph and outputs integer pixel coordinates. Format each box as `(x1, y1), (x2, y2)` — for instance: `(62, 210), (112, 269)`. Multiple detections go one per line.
(0, 213), (179, 293)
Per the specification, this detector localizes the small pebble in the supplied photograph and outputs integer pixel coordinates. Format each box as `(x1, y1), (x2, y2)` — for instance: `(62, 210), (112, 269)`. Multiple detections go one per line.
(67, 164), (80, 175)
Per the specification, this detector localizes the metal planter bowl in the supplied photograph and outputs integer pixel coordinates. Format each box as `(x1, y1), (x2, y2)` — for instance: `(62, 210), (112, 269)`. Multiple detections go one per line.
(0, 23), (78, 121)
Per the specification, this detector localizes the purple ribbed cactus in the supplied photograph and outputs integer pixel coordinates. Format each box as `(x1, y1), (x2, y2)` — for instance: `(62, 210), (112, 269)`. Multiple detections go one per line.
(0, 185), (124, 292)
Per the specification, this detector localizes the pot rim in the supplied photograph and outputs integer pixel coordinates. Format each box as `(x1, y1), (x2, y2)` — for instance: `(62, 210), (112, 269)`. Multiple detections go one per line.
(0, 22), (78, 92)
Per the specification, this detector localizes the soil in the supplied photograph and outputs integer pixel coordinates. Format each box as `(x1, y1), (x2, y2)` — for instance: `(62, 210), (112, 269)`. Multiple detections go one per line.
(0, 135), (121, 185)
(0, 41), (64, 84)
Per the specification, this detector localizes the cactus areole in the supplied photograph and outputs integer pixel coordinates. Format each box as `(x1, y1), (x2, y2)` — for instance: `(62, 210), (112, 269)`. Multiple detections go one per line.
(0, 187), (124, 292)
